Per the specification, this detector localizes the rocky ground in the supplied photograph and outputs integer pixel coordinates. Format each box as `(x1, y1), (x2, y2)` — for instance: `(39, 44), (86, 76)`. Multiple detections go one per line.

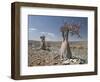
(28, 40), (87, 66)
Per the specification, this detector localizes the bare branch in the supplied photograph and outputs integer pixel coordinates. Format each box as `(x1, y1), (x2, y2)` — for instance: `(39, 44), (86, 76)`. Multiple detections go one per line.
(60, 23), (81, 38)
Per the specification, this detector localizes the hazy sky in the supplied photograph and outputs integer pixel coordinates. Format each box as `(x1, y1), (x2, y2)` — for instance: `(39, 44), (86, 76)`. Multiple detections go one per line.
(28, 15), (88, 41)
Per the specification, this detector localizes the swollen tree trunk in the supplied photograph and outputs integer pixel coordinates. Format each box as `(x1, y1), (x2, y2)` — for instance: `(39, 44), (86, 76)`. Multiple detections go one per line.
(40, 36), (46, 50)
(41, 40), (46, 50)
(65, 31), (72, 59)
(66, 41), (72, 59)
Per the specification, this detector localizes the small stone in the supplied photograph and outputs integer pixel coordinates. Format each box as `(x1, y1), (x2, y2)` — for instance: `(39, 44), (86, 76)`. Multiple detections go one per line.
(62, 59), (70, 65)
(53, 62), (58, 65)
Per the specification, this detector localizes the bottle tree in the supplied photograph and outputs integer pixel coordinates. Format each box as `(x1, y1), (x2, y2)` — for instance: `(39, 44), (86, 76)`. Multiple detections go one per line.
(40, 35), (46, 50)
(60, 23), (80, 59)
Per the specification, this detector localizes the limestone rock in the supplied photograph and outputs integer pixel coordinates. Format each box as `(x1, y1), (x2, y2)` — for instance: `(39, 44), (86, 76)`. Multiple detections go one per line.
(62, 58), (81, 65)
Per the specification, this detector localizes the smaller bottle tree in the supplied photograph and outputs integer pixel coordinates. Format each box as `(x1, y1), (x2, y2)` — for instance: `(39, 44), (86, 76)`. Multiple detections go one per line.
(40, 35), (46, 50)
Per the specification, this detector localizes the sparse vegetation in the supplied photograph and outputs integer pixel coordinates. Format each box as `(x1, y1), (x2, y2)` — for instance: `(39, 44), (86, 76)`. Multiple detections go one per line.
(28, 40), (87, 66)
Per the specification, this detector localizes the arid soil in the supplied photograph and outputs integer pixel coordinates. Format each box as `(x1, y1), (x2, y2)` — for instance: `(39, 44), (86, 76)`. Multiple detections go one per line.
(28, 40), (87, 66)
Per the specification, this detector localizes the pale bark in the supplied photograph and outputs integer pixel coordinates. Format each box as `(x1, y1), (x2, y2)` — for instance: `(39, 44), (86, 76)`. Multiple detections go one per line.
(60, 31), (72, 60)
